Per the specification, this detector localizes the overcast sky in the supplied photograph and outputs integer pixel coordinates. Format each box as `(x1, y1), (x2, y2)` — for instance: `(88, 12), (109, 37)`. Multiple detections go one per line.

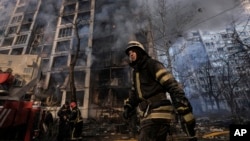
(136, 0), (246, 32)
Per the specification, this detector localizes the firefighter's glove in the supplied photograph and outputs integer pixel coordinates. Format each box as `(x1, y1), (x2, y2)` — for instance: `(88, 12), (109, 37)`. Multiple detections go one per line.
(177, 106), (196, 139)
(123, 106), (133, 120)
(177, 106), (194, 122)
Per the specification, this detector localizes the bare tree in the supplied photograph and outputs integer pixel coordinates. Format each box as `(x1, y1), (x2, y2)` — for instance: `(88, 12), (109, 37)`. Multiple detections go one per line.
(192, 61), (222, 111)
(216, 58), (242, 123)
(65, 17), (89, 103)
(141, 0), (198, 73)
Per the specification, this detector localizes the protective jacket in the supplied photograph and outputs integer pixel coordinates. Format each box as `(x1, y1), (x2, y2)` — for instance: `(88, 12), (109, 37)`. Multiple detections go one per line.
(124, 56), (193, 122)
(69, 107), (83, 139)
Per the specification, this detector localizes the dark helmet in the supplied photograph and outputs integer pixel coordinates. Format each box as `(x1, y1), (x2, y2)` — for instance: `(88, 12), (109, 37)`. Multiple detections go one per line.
(125, 41), (147, 55)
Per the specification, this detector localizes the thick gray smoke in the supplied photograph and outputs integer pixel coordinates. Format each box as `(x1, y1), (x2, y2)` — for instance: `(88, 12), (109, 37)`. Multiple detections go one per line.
(136, 0), (246, 32)
(94, 0), (246, 51)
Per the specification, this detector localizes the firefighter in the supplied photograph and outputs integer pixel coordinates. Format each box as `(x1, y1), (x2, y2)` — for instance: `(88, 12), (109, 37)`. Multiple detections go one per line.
(44, 110), (53, 136)
(123, 41), (197, 141)
(69, 102), (83, 140)
(57, 102), (71, 141)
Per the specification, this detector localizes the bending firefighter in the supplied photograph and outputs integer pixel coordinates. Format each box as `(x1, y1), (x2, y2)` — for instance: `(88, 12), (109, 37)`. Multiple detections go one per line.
(123, 41), (197, 141)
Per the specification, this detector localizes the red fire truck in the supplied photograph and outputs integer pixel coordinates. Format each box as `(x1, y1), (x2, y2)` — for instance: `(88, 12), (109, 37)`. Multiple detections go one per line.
(0, 54), (43, 141)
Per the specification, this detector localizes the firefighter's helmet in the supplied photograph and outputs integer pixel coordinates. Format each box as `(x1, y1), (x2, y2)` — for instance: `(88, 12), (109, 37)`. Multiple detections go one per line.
(125, 41), (146, 55)
(70, 102), (76, 108)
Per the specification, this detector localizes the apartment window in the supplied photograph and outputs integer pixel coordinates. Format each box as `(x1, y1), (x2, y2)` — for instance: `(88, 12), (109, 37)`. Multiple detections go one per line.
(58, 27), (72, 38)
(63, 4), (76, 15)
(15, 6), (26, 13)
(23, 67), (33, 74)
(77, 12), (90, 25)
(61, 15), (74, 25)
(217, 48), (223, 52)
(20, 23), (31, 32)
(0, 50), (10, 54)
(66, 91), (84, 106)
(64, 0), (77, 4)
(26, 1), (38, 12)
(56, 40), (70, 52)
(0, 28), (4, 36)
(15, 35), (28, 44)
(11, 48), (23, 55)
(18, 0), (27, 5)
(2, 37), (14, 46)
(78, 1), (90, 12)
(190, 79), (195, 84)
(11, 15), (22, 24)
(41, 45), (52, 56)
(41, 59), (49, 72)
(52, 55), (68, 68)
(192, 32), (199, 36)
(30, 46), (42, 54)
(74, 71), (85, 86)
(76, 52), (87, 66)
(23, 13), (34, 23)
(7, 26), (18, 34)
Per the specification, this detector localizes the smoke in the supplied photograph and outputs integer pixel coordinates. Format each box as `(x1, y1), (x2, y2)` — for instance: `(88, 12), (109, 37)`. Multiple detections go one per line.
(0, 0), (15, 23)
(185, 0), (246, 31)
(136, 0), (245, 32)
(93, 0), (247, 52)
(94, 1), (149, 50)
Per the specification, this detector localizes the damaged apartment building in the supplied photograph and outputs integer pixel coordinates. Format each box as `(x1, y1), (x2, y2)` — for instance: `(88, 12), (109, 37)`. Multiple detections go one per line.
(0, 0), (155, 120)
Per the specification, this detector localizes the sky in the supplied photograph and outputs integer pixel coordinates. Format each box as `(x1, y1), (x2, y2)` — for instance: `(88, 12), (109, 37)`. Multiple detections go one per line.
(92, 0), (248, 55)
(136, 0), (246, 32)
(1, 0), (246, 47)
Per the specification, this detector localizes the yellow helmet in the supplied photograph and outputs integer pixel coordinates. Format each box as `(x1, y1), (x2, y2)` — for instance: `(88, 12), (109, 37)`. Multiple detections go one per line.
(125, 41), (146, 55)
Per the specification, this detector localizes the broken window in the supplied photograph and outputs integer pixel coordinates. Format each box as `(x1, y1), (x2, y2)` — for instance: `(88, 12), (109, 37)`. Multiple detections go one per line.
(41, 45), (52, 57)
(0, 50), (10, 54)
(66, 91), (84, 106)
(78, 1), (90, 12)
(26, 1), (38, 12)
(64, 0), (77, 4)
(2, 37), (14, 46)
(52, 55), (68, 69)
(18, 0), (27, 5)
(30, 46), (42, 54)
(11, 48), (23, 55)
(11, 15), (22, 24)
(7, 26), (18, 34)
(0, 28), (5, 36)
(77, 12), (90, 26)
(61, 15), (74, 25)
(23, 13), (33, 23)
(58, 27), (72, 38)
(56, 40), (70, 52)
(15, 6), (26, 13)
(63, 4), (76, 15)
(41, 59), (50, 72)
(76, 52), (87, 66)
(73, 36), (88, 50)
(20, 23), (31, 32)
(74, 71), (85, 88)
(15, 35), (28, 44)
(49, 72), (68, 104)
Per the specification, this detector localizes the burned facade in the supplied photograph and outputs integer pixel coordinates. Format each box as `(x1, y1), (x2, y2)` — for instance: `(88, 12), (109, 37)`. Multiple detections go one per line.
(0, 0), (154, 120)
